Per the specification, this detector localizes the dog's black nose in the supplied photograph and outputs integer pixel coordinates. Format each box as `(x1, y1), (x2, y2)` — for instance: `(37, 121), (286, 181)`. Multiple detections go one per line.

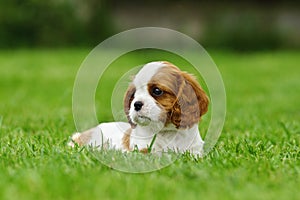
(134, 101), (143, 111)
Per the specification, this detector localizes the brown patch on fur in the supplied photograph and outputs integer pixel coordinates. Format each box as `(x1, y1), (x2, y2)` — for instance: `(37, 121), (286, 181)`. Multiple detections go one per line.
(139, 148), (149, 154)
(123, 84), (136, 128)
(121, 129), (149, 153)
(122, 128), (132, 150)
(148, 61), (209, 129)
(72, 128), (96, 146)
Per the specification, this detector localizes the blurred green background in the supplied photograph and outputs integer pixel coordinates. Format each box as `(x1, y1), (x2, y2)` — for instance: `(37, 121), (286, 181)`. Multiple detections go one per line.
(0, 0), (299, 50)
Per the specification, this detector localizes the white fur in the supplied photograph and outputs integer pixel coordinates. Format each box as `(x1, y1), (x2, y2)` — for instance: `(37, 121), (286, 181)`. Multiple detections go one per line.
(129, 123), (204, 155)
(133, 61), (165, 86)
(69, 62), (204, 156)
(130, 62), (165, 126)
(129, 84), (163, 126)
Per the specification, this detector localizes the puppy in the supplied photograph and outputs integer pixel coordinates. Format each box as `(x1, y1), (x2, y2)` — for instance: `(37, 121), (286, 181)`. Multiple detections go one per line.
(69, 61), (209, 156)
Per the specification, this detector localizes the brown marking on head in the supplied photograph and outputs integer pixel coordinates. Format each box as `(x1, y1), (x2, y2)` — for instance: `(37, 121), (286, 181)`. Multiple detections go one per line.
(123, 84), (136, 128)
(148, 61), (209, 129)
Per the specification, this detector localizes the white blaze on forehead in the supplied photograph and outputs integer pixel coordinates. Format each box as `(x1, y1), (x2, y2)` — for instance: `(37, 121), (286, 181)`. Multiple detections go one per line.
(133, 62), (165, 87)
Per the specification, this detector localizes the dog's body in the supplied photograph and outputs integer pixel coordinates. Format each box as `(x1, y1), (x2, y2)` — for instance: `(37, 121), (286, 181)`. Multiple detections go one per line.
(69, 61), (209, 156)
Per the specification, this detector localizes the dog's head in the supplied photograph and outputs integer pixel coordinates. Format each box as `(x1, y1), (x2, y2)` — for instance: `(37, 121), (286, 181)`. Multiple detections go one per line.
(124, 61), (209, 130)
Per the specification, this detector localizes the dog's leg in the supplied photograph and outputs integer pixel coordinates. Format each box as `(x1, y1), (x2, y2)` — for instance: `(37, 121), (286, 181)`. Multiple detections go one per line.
(68, 127), (97, 147)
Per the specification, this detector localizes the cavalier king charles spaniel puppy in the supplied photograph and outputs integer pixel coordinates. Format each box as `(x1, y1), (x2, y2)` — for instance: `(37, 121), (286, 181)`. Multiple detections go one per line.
(69, 61), (209, 156)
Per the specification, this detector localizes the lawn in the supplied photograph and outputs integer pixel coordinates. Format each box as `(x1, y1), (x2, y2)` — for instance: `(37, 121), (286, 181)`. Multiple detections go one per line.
(0, 49), (299, 200)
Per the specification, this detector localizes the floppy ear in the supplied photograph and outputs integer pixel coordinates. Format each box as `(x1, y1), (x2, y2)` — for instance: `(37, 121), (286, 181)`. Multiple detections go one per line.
(171, 72), (209, 129)
(123, 84), (136, 128)
(181, 72), (209, 116)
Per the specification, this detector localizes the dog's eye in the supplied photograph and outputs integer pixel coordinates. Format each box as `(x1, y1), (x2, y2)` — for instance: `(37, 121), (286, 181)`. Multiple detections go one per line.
(152, 87), (163, 96)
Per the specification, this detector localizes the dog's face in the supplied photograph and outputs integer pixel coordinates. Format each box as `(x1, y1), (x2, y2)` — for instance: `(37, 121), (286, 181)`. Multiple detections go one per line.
(124, 61), (209, 130)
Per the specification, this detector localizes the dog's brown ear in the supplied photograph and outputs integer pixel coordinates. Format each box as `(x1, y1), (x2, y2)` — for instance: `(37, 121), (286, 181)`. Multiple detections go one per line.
(182, 72), (209, 117)
(123, 84), (136, 128)
(171, 72), (209, 128)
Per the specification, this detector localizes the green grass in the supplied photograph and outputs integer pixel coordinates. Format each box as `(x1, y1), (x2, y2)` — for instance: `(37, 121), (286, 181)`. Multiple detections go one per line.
(0, 49), (299, 200)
